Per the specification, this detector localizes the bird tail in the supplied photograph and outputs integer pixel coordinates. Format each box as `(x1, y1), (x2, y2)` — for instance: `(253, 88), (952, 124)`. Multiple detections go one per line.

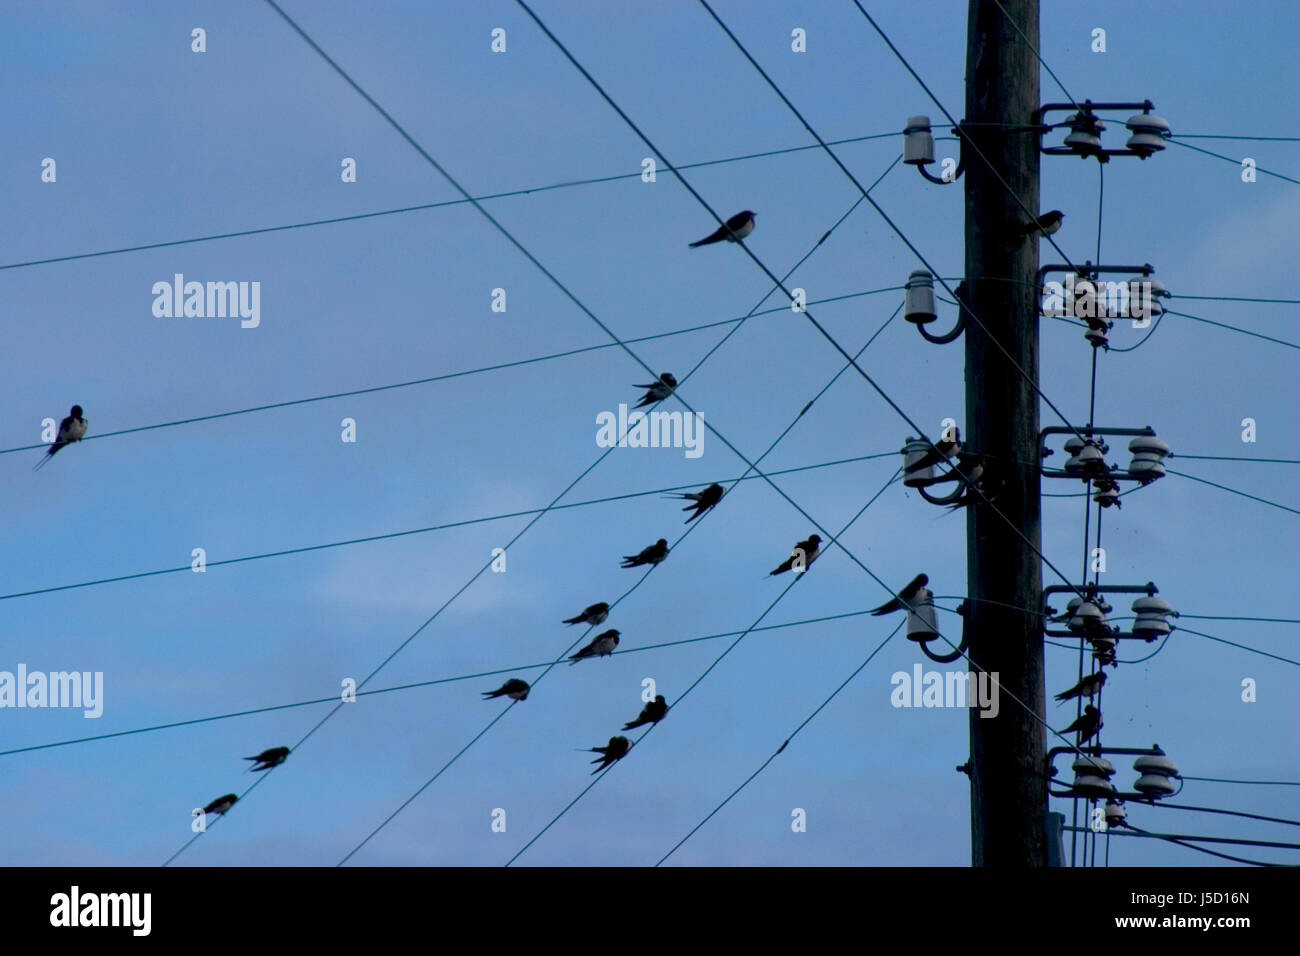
(562, 616), (581, 624)
(32, 450), (54, 471)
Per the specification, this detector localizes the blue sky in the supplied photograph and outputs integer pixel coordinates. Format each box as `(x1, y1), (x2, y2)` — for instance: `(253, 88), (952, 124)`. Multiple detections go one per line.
(1, 0), (1297, 867)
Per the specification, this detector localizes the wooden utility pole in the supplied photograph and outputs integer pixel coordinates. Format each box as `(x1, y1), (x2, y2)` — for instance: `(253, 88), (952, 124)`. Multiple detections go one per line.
(963, 0), (1047, 866)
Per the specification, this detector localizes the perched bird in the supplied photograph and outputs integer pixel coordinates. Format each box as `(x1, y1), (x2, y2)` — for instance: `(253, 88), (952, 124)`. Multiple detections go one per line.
(563, 602), (610, 626)
(1019, 210), (1064, 238)
(203, 794), (238, 816)
(482, 678), (531, 701)
(1061, 704), (1102, 744)
(870, 574), (930, 615)
(1055, 671), (1107, 704)
(569, 629), (620, 664)
(689, 210), (756, 248)
(905, 430), (962, 474)
(586, 736), (632, 774)
(621, 538), (669, 569)
(34, 405), (88, 471)
(633, 373), (677, 408)
(769, 534), (822, 576)
(244, 746), (290, 772)
(669, 482), (725, 523)
(623, 695), (668, 731)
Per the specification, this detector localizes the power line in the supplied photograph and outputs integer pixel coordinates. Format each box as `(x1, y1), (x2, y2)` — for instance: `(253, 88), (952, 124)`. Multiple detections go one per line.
(1166, 308), (1300, 350)
(1179, 626), (1300, 667)
(1171, 294), (1300, 304)
(1183, 776), (1300, 787)
(0, 286), (902, 458)
(0, 607), (885, 760)
(0, 452), (892, 604)
(1170, 134), (1300, 142)
(656, 620), (902, 865)
(1152, 801), (1300, 829)
(0, 133), (900, 274)
(1068, 824), (1292, 866)
(1169, 454), (1300, 465)
(1166, 468), (1300, 517)
(1167, 139), (1300, 186)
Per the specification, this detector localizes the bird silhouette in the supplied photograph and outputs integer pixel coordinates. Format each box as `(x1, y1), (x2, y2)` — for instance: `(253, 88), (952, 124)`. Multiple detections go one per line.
(586, 736), (632, 773)
(690, 211), (756, 247)
(621, 539), (669, 569)
(769, 535), (821, 576)
(622, 695), (668, 730)
(34, 405), (88, 471)
(482, 678), (530, 701)
(563, 602), (610, 626)
(244, 746), (290, 772)
(870, 574), (930, 615)
(668, 482), (724, 523)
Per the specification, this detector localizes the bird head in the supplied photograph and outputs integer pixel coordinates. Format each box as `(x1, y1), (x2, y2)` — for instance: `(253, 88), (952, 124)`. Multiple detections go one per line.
(656, 539), (667, 547)
(71, 405), (83, 417)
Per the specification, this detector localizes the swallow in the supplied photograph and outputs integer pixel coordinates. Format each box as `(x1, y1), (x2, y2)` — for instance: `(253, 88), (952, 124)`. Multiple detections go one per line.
(689, 210), (756, 248)
(769, 534), (822, 576)
(623, 695), (668, 730)
(569, 629), (620, 664)
(33, 405), (88, 470)
(586, 736), (632, 774)
(870, 574), (930, 615)
(563, 602), (610, 626)
(482, 678), (531, 701)
(244, 746), (291, 771)
(905, 430), (961, 474)
(1055, 671), (1107, 703)
(203, 793), (238, 816)
(1060, 704), (1102, 744)
(669, 482), (724, 523)
(633, 373), (677, 408)
(621, 538), (669, 568)
(1019, 210), (1064, 238)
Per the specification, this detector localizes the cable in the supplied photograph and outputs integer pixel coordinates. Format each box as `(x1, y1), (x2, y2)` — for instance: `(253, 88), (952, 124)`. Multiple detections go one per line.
(0, 605), (893, 760)
(1152, 802), (1300, 829)
(1169, 454), (1300, 464)
(1167, 139), (1300, 186)
(656, 620), (903, 865)
(1178, 626), (1300, 667)
(1178, 613), (1300, 624)
(1110, 824), (1295, 866)
(1166, 468), (1300, 517)
(1170, 134), (1300, 142)
(0, 133), (901, 274)
(1, 452), (895, 604)
(1171, 294), (1300, 304)
(0, 285), (902, 458)
(1183, 776), (1300, 787)
(1165, 308), (1300, 350)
